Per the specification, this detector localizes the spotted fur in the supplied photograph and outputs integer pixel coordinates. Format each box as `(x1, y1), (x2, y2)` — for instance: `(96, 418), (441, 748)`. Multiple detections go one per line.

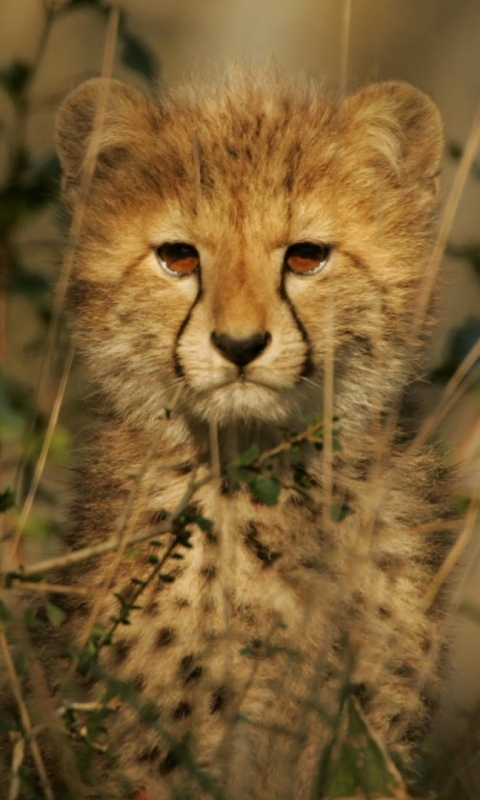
(8, 68), (456, 799)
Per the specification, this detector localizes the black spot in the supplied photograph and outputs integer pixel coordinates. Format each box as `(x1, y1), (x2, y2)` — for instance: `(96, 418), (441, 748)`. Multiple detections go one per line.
(112, 639), (132, 665)
(175, 462), (194, 475)
(150, 509), (168, 525)
(201, 565), (216, 581)
(145, 600), (159, 616)
(176, 598), (191, 609)
(375, 553), (404, 573)
(378, 606), (392, 618)
(132, 673), (145, 691)
(180, 655), (194, 673)
(117, 583), (137, 604)
(219, 479), (230, 496)
(351, 591), (364, 607)
(137, 744), (161, 763)
(349, 333), (374, 358)
(351, 682), (371, 710)
(420, 636), (432, 653)
(420, 691), (437, 715)
(210, 687), (226, 714)
(393, 663), (417, 679)
(185, 666), (203, 684)
(155, 627), (176, 648)
(355, 458), (372, 481)
(243, 523), (281, 567)
(202, 597), (216, 613)
(205, 528), (218, 544)
(302, 552), (334, 576)
(172, 702), (192, 720)
(389, 713), (402, 730)
(400, 725), (424, 746)
(246, 638), (263, 656)
(159, 749), (179, 775)
(179, 655), (203, 684)
(226, 145), (239, 159)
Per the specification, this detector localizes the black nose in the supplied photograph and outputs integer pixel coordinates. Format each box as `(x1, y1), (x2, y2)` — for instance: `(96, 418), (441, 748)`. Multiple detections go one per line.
(211, 332), (271, 367)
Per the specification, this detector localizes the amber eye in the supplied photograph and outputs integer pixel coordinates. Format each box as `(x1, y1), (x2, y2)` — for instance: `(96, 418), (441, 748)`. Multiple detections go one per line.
(155, 242), (200, 276)
(285, 242), (332, 275)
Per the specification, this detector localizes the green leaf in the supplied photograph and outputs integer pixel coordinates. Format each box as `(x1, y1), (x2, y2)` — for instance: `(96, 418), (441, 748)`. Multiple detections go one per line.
(0, 371), (27, 437)
(120, 32), (157, 82)
(45, 600), (67, 628)
(8, 267), (50, 298)
(448, 140), (480, 180)
(23, 607), (40, 629)
(64, 0), (108, 9)
(330, 502), (351, 522)
(0, 487), (15, 512)
(324, 698), (403, 798)
(248, 475), (281, 506)
(0, 716), (19, 733)
(0, 60), (32, 101)
(187, 513), (213, 532)
(0, 598), (11, 623)
(91, 623), (106, 639)
(235, 443), (260, 467)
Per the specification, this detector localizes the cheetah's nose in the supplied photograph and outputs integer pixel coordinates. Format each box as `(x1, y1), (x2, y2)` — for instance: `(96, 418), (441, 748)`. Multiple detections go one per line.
(210, 332), (271, 367)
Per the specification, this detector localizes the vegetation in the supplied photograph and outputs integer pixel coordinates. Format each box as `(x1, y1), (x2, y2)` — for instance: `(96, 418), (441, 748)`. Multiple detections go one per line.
(1, 2), (480, 798)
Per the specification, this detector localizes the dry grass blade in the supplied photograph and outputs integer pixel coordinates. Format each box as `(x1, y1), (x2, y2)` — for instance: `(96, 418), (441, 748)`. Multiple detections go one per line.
(9, 343), (74, 564)
(413, 99), (480, 337)
(5, 471), (208, 580)
(421, 488), (480, 613)
(75, 381), (184, 652)
(10, 5), (122, 565)
(340, 0), (352, 97)
(10, 581), (91, 596)
(322, 283), (335, 530)
(8, 735), (25, 800)
(0, 631), (55, 800)
(410, 338), (480, 454)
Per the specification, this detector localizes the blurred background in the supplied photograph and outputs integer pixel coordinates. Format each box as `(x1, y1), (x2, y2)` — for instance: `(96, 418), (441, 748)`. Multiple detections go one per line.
(1, 0), (480, 795)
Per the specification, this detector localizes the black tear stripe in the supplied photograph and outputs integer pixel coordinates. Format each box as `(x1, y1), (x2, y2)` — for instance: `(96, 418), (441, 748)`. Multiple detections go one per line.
(279, 271), (314, 377)
(173, 275), (203, 378)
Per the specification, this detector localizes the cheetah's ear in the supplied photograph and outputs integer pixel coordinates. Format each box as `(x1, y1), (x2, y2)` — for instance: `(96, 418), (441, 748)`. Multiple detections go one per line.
(338, 81), (443, 185)
(55, 78), (157, 181)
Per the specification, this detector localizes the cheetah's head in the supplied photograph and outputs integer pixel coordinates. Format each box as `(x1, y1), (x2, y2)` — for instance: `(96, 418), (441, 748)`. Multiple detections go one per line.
(56, 68), (442, 430)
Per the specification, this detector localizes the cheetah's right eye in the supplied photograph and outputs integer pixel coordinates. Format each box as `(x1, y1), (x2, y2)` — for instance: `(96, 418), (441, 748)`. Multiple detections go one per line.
(155, 243), (200, 277)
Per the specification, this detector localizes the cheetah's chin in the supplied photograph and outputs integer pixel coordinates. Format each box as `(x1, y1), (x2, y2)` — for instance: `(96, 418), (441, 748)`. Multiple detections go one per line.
(189, 380), (296, 425)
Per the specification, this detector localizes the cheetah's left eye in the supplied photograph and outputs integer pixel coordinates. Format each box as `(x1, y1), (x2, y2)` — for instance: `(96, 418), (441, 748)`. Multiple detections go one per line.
(155, 242), (200, 277)
(285, 242), (332, 275)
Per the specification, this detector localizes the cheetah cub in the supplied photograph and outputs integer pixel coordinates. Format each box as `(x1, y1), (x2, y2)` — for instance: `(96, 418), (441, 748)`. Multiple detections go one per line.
(54, 68), (452, 798)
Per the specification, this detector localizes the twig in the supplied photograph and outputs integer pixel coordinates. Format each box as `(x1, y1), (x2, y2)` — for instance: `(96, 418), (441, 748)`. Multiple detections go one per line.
(9, 580), (91, 596)
(10, 472), (211, 579)
(255, 421), (325, 466)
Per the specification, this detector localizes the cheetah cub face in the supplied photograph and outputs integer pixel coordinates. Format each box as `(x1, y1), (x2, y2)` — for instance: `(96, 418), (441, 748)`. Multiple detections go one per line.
(56, 72), (442, 429)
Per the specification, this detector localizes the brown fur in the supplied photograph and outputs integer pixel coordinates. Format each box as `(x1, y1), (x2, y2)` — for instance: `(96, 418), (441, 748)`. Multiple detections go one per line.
(4, 67), (455, 799)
